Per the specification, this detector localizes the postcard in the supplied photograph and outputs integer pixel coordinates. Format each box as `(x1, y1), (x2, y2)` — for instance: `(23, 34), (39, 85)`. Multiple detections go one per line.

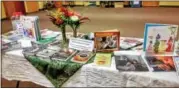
(143, 23), (178, 54)
(145, 55), (176, 71)
(174, 56), (179, 76)
(94, 31), (120, 52)
(94, 53), (112, 67)
(71, 51), (94, 64)
(114, 51), (149, 71)
(51, 48), (76, 61)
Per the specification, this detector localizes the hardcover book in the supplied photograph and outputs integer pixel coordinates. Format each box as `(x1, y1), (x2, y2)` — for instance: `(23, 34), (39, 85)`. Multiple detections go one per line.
(94, 30), (120, 52)
(145, 55), (176, 71)
(114, 51), (149, 71)
(94, 53), (112, 67)
(143, 23), (178, 54)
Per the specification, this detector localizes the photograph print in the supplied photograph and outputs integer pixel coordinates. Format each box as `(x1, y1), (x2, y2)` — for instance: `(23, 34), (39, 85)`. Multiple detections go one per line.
(115, 55), (149, 71)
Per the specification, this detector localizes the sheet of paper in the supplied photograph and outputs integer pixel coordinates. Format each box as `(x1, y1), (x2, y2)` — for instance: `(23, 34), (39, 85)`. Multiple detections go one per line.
(69, 38), (94, 52)
(18, 39), (32, 48)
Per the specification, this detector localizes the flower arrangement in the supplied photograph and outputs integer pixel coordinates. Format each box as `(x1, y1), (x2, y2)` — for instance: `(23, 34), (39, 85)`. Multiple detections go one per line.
(47, 7), (90, 46)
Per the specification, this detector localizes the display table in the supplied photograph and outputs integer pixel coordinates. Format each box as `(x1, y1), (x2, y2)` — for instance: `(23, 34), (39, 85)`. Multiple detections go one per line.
(2, 37), (179, 87)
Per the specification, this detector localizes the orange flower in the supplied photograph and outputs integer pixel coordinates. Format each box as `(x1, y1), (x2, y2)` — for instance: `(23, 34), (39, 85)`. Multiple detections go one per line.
(55, 18), (64, 25)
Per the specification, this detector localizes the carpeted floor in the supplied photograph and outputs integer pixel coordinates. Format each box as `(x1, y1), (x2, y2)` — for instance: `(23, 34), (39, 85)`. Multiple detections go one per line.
(2, 7), (179, 38)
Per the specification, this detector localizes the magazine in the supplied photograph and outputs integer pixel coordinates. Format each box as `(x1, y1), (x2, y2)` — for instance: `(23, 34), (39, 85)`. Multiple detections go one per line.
(71, 51), (94, 64)
(145, 55), (176, 71)
(94, 53), (112, 67)
(114, 51), (149, 71)
(94, 30), (120, 52)
(174, 56), (179, 76)
(143, 23), (178, 54)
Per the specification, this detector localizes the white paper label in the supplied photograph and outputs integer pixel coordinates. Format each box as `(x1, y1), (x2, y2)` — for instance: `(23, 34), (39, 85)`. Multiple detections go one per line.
(69, 38), (94, 52)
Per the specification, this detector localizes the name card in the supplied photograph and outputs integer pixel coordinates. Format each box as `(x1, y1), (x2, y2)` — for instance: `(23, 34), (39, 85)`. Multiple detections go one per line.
(69, 38), (94, 52)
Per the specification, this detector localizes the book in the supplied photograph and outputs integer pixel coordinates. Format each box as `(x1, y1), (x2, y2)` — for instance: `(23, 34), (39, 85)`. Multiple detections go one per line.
(51, 48), (76, 61)
(145, 55), (176, 71)
(71, 51), (94, 64)
(143, 23), (178, 54)
(174, 56), (179, 76)
(120, 37), (143, 50)
(114, 51), (149, 71)
(94, 30), (120, 52)
(20, 16), (41, 41)
(94, 53), (112, 67)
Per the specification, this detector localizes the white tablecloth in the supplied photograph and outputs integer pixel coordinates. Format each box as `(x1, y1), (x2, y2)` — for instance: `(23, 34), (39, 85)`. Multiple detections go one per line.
(2, 39), (179, 87)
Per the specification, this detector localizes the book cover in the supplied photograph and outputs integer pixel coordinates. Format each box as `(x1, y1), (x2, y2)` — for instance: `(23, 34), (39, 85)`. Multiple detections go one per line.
(94, 53), (112, 67)
(94, 31), (120, 52)
(143, 23), (178, 54)
(20, 16), (41, 41)
(114, 51), (149, 71)
(145, 55), (176, 71)
(174, 56), (179, 76)
(71, 51), (94, 64)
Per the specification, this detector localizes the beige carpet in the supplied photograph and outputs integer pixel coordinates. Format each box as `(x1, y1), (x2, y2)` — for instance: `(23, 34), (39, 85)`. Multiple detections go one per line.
(1, 7), (179, 38)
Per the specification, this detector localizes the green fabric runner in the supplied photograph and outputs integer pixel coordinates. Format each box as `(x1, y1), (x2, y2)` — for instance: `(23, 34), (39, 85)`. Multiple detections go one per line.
(24, 53), (95, 87)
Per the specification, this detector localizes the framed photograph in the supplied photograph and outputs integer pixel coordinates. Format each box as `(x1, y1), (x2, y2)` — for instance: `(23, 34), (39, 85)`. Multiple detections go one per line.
(94, 31), (120, 52)
(145, 56), (176, 71)
(114, 51), (149, 71)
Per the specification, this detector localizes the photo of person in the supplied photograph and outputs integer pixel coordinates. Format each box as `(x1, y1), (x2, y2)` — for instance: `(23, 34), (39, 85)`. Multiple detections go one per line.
(115, 55), (149, 71)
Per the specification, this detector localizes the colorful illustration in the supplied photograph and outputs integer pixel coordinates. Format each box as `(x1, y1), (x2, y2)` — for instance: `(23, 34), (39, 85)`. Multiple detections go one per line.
(145, 56), (176, 71)
(115, 55), (149, 71)
(144, 23), (178, 54)
(94, 53), (112, 66)
(71, 51), (93, 64)
(94, 31), (120, 52)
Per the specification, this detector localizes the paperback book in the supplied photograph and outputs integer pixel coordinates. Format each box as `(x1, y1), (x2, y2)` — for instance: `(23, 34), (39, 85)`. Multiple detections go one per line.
(145, 55), (176, 71)
(114, 51), (149, 71)
(94, 30), (120, 52)
(94, 53), (112, 67)
(71, 51), (94, 64)
(143, 23), (178, 54)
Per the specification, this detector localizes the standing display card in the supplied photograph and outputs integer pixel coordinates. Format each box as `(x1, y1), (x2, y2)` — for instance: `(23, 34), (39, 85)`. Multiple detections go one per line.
(145, 55), (176, 71)
(114, 51), (149, 71)
(94, 31), (120, 52)
(143, 23), (178, 54)
(174, 56), (179, 76)
(94, 53), (112, 67)
(69, 38), (94, 52)
(20, 16), (41, 41)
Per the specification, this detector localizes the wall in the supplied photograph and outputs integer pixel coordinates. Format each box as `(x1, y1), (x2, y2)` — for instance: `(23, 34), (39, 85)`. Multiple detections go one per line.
(159, 1), (179, 6)
(1, 2), (6, 19)
(24, 1), (39, 13)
